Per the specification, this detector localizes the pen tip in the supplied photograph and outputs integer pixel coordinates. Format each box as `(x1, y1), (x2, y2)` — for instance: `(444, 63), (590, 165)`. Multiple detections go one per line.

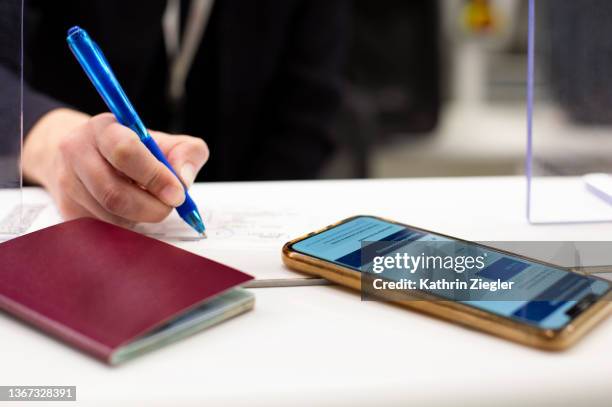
(201, 232), (208, 239)
(182, 211), (206, 236)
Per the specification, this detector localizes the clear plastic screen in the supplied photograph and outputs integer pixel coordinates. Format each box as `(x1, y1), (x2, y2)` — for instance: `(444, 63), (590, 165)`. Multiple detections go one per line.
(0, 0), (23, 238)
(527, 0), (612, 223)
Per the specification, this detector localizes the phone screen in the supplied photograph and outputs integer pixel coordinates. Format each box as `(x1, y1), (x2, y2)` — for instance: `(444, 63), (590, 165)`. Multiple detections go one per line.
(291, 216), (611, 330)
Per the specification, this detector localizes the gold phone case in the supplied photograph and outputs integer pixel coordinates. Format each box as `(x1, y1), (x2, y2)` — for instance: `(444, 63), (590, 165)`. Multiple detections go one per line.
(282, 216), (612, 350)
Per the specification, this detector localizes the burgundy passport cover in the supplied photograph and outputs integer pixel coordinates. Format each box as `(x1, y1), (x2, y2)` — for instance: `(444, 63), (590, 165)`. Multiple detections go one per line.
(0, 218), (253, 363)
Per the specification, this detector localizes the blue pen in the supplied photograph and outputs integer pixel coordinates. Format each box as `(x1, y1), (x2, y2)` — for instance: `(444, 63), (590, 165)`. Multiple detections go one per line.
(66, 26), (206, 235)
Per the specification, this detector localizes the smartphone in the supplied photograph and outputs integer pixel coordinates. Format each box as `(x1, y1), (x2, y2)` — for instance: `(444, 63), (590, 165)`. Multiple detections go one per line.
(282, 216), (612, 350)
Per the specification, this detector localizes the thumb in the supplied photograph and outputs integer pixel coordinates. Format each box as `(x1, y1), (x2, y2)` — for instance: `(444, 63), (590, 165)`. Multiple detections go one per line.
(149, 131), (210, 188)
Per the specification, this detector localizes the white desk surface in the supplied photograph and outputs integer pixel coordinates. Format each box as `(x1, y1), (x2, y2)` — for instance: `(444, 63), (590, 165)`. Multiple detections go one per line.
(1, 177), (612, 406)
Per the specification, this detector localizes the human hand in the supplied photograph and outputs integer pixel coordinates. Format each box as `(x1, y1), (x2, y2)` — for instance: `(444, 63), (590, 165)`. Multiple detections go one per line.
(23, 109), (209, 227)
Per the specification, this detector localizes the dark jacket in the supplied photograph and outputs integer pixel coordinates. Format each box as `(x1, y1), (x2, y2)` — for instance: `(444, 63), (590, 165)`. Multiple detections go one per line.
(1, 0), (348, 181)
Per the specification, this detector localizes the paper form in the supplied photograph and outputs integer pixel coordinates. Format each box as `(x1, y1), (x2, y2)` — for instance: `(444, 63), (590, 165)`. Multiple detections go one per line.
(0, 204), (46, 237)
(137, 204), (300, 245)
(0, 187), (329, 281)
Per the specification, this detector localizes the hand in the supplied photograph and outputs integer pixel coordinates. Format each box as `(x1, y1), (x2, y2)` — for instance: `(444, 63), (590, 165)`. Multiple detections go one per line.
(23, 109), (209, 227)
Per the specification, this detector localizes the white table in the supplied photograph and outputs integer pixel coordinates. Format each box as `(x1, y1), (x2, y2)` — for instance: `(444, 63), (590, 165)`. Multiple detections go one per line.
(1, 177), (612, 406)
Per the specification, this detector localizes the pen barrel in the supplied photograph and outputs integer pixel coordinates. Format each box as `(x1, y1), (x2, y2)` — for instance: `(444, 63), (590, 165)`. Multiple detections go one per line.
(141, 135), (181, 182)
(67, 28), (146, 139)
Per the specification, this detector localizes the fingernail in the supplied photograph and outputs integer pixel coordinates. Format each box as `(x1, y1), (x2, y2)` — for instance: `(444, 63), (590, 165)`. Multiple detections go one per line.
(160, 184), (185, 207)
(181, 163), (196, 187)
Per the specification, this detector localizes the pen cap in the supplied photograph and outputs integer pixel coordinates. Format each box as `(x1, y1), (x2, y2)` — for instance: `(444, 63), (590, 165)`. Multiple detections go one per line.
(66, 26), (147, 138)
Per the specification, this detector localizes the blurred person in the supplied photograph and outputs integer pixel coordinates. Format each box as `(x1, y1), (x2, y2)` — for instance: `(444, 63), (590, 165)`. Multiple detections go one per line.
(0, 0), (348, 226)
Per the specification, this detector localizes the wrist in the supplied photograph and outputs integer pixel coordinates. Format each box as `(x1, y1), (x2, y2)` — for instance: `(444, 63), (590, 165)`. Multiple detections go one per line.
(22, 108), (90, 186)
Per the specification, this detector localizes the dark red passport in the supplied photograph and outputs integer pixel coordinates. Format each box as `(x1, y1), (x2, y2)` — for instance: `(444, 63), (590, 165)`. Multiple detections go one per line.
(0, 218), (253, 364)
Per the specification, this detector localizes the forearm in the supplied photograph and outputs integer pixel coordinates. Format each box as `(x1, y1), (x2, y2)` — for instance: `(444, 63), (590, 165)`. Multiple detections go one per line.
(0, 65), (90, 186)
(1, 65), (83, 187)
(0, 64), (70, 137)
